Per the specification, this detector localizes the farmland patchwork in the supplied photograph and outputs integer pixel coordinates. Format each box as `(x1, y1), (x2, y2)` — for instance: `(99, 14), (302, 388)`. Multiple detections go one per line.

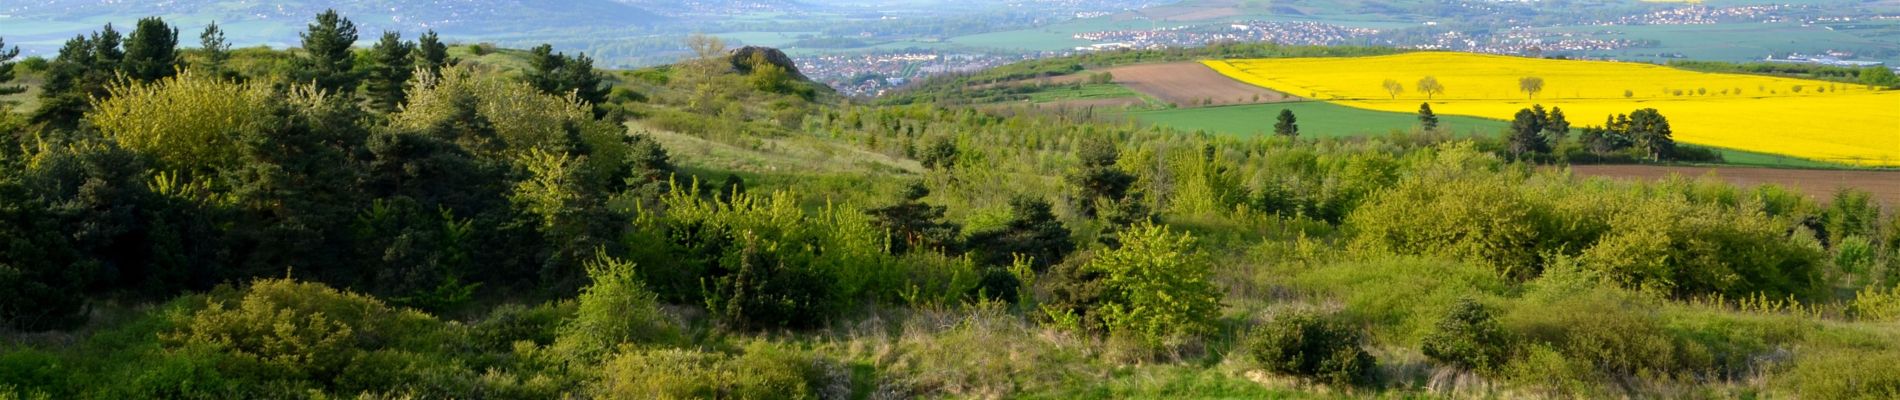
(1206, 53), (1900, 166)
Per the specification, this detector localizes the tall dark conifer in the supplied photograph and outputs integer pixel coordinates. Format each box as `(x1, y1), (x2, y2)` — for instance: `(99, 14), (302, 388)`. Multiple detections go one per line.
(197, 22), (230, 78)
(414, 30), (450, 78)
(366, 32), (414, 113)
(0, 36), (22, 96)
(123, 17), (180, 82)
(298, 10), (361, 94)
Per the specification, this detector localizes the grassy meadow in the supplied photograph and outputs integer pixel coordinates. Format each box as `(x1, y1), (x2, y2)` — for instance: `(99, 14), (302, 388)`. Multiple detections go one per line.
(1206, 53), (1900, 166)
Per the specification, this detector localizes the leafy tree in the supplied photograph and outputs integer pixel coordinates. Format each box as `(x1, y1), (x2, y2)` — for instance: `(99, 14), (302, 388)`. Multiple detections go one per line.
(413, 30), (451, 78)
(123, 17), (179, 82)
(1066, 137), (1135, 218)
(1416, 76), (1444, 99)
(365, 31), (415, 113)
(968, 197), (1074, 271)
(1862, 66), (1900, 89)
(1518, 76), (1544, 99)
(1508, 106), (1549, 157)
(1381, 79), (1403, 99)
(1628, 108), (1674, 161)
(0, 36), (23, 96)
(1274, 108), (1298, 137)
(196, 22), (230, 79)
(89, 69), (276, 174)
(1090, 223), (1222, 348)
(1421, 298), (1514, 372)
(297, 10), (361, 95)
(1417, 103), (1438, 130)
(918, 135), (958, 170)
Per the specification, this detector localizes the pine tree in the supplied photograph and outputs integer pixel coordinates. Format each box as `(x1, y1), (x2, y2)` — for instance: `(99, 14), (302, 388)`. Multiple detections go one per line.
(1274, 108), (1298, 137)
(123, 17), (179, 82)
(0, 36), (22, 96)
(1417, 103), (1438, 131)
(197, 22), (230, 79)
(32, 34), (110, 127)
(297, 10), (361, 95)
(526, 44), (565, 96)
(91, 24), (124, 69)
(564, 52), (607, 107)
(1066, 137), (1135, 218)
(1543, 106), (1571, 143)
(414, 30), (450, 78)
(365, 31), (415, 113)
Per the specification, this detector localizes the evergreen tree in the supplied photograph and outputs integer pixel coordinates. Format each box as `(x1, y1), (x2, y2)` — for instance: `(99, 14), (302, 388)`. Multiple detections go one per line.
(123, 17), (179, 82)
(525, 44), (608, 111)
(967, 197), (1074, 271)
(1066, 137), (1135, 218)
(414, 30), (450, 78)
(918, 136), (958, 170)
(1508, 107), (1549, 157)
(1274, 108), (1298, 137)
(297, 10), (361, 95)
(197, 22), (230, 79)
(526, 44), (566, 96)
(91, 24), (124, 69)
(867, 183), (961, 254)
(0, 36), (22, 96)
(1544, 106), (1571, 143)
(565, 52), (608, 107)
(365, 31), (415, 113)
(31, 34), (111, 127)
(1418, 103), (1438, 131)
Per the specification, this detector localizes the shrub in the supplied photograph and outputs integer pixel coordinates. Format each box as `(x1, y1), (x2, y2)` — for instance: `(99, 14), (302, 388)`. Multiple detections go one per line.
(1088, 223), (1222, 348)
(553, 252), (676, 359)
(1246, 312), (1377, 387)
(1420, 298), (1514, 372)
(598, 343), (817, 399)
(158, 279), (442, 384)
(1503, 270), (1703, 381)
(1779, 347), (1900, 399)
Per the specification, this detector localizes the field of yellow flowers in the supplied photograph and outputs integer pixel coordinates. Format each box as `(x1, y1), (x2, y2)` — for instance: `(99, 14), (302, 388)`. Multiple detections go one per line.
(1205, 52), (1900, 166)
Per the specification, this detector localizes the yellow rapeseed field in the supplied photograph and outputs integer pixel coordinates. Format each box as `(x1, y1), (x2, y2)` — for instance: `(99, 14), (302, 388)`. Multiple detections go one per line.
(1205, 52), (1900, 166)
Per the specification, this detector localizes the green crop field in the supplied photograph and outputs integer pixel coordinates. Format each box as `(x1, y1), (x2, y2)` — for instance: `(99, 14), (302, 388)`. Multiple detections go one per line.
(1127, 101), (1510, 138)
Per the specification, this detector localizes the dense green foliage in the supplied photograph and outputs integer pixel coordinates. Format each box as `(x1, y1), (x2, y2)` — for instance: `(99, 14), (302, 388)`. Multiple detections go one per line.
(3, 10), (1900, 399)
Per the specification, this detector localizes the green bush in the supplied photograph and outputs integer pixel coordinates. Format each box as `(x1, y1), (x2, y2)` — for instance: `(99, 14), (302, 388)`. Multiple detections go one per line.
(1246, 312), (1377, 387)
(598, 343), (817, 399)
(554, 252), (676, 359)
(1086, 223), (1222, 348)
(1420, 298), (1514, 373)
(158, 279), (446, 388)
(1779, 347), (1900, 399)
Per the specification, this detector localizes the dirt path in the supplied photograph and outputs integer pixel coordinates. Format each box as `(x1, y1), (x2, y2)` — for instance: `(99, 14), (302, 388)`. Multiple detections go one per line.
(1103, 62), (1297, 107)
(1569, 165), (1900, 208)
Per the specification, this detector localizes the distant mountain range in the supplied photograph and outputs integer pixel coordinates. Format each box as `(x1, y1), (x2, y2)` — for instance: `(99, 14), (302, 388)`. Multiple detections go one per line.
(0, 0), (663, 52)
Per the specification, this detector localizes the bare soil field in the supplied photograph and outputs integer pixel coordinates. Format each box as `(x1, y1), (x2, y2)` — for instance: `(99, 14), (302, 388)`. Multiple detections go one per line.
(1569, 165), (1900, 208)
(1105, 62), (1296, 107)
